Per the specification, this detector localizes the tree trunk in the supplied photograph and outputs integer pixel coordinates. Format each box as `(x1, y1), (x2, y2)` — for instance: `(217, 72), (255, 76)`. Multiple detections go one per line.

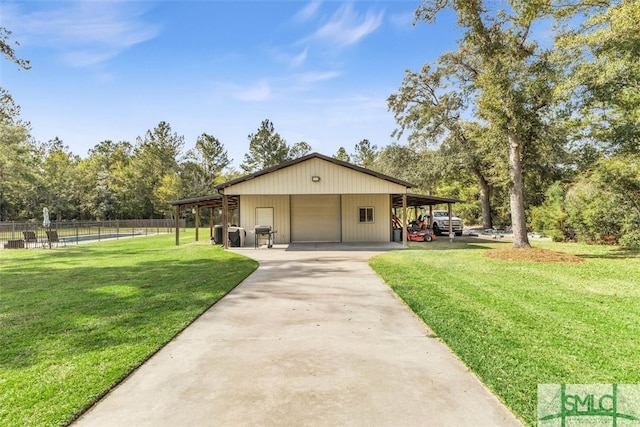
(508, 132), (531, 248)
(477, 173), (492, 229)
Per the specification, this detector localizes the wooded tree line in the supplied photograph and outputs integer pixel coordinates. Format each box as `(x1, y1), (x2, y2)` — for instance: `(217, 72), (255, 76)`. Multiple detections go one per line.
(1, 0), (639, 248)
(384, 0), (639, 248)
(0, 105), (377, 222)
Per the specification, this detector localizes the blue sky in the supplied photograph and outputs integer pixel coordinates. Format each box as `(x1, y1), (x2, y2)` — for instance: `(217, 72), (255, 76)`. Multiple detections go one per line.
(2, 0), (458, 166)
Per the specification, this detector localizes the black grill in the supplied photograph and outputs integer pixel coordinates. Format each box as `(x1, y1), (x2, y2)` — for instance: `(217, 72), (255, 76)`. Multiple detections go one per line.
(254, 225), (271, 234)
(254, 225), (274, 248)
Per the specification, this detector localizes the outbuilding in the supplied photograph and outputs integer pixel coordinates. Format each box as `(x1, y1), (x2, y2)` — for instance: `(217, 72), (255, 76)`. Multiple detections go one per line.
(171, 152), (459, 247)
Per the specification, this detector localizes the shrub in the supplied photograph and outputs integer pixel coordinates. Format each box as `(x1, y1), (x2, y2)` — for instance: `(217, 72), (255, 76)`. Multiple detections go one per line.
(565, 175), (625, 243)
(529, 182), (573, 241)
(620, 232), (640, 250)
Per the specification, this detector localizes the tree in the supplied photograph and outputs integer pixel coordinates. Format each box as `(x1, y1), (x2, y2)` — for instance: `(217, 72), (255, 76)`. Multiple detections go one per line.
(1, 27), (30, 124)
(79, 140), (133, 219)
(189, 133), (231, 177)
(40, 138), (82, 220)
(333, 147), (351, 163)
(108, 142), (138, 219)
(1, 27), (30, 70)
(439, 124), (504, 229)
(132, 121), (185, 217)
(528, 182), (571, 242)
(241, 119), (289, 172)
(388, 62), (503, 229)
(0, 122), (38, 220)
(406, 0), (562, 247)
(183, 133), (231, 196)
(375, 143), (422, 185)
(179, 161), (209, 199)
(154, 172), (182, 218)
(557, 1), (640, 156)
(289, 141), (312, 159)
(352, 139), (378, 169)
(1, 88), (23, 125)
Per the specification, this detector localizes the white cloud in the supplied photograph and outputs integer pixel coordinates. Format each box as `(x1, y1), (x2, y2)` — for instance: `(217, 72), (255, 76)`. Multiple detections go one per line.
(298, 71), (341, 83)
(389, 11), (416, 30)
(269, 46), (308, 69)
(3, 1), (160, 67)
(234, 80), (271, 102)
(293, 1), (322, 23)
(61, 49), (119, 68)
(290, 47), (308, 68)
(310, 3), (383, 47)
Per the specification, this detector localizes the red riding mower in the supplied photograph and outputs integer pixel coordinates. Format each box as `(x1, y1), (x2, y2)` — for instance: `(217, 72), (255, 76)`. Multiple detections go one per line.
(407, 229), (435, 242)
(393, 214), (436, 242)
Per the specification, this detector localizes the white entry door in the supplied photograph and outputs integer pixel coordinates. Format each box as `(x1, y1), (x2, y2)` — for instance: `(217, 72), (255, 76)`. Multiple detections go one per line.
(255, 207), (274, 229)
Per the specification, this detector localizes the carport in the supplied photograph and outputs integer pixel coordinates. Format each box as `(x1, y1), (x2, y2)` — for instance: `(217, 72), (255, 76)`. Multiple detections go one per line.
(169, 194), (239, 247)
(391, 193), (461, 238)
(170, 192), (460, 247)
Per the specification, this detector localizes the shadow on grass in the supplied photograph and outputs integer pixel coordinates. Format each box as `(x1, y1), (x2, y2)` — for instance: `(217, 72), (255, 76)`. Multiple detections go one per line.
(403, 238), (507, 251)
(577, 248), (640, 260)
(1, 255), (257, 370)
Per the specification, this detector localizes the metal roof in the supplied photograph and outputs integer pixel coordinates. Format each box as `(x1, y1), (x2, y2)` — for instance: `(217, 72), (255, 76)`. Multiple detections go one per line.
(391, 193), (461, 208)
(169, 194), (239, 209)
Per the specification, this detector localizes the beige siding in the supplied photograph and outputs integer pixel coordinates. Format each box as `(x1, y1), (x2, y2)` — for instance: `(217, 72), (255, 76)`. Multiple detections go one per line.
(239, 195), (290, 245)
(225, 158), (406, 195)
(341, 194), (391, 242)
(291, 195), (341, 242)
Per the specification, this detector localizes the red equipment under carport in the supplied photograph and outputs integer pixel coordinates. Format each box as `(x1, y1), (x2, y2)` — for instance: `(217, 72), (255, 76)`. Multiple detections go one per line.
(406, 229), (435, 242)
(393, 214), (435, 243)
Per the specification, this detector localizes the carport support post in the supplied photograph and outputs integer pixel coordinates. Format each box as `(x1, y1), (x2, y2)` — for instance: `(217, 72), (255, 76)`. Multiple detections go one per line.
(402, 193), (408, 248)
(209, 207), (214, 238)
(222, 194), (229, 249)
(448, 202), (453, 240)
(174, 205), (180, 246)
(195, 205), (200, 242)
(429, 205), (433, 229)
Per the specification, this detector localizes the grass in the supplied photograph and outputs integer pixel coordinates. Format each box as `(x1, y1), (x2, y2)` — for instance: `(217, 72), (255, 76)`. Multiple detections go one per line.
(0, 233), (258, 427)
(369, 239), (640, 427)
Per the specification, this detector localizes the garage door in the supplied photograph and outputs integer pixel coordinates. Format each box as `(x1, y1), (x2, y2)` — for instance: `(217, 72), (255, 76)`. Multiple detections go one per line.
(291, 195), (341, 242)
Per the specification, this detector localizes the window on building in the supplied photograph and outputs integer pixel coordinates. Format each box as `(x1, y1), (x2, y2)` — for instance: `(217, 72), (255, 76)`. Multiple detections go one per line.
(359, 207), (374, 223)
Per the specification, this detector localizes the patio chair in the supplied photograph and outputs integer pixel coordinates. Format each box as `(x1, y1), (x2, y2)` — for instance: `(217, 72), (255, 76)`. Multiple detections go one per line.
(23, 231), (39, 248)
(45, 230), (67, 248)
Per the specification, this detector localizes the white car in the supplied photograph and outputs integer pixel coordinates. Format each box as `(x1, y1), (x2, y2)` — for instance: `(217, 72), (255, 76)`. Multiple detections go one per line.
(425, 210), (463, 236)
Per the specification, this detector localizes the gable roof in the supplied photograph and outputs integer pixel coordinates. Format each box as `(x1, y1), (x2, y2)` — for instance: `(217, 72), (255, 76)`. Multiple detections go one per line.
(215, 152), (416, 190)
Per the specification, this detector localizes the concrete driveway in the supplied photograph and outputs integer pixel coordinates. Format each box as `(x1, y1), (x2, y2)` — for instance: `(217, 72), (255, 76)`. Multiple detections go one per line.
(73, 243), (523, 427)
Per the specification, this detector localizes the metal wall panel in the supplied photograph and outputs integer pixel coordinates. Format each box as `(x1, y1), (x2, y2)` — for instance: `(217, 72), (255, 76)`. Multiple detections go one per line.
(225, 158), (407, 195)
(341, 194), (391, 242)
(239, 196), (291, 245)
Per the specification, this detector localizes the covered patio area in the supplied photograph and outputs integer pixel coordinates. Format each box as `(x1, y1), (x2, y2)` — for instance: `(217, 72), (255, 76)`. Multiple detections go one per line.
(169, 194), (239, 246)
(170, 192), (460, 248)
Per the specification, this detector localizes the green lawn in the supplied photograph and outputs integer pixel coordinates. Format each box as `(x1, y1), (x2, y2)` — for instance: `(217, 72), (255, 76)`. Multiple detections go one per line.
(0, 233), (257, 427)
(369, 240), (640, 427)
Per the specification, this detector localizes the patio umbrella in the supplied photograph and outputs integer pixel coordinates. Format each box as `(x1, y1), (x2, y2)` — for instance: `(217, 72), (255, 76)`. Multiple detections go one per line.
(43, 207), (51, 229)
